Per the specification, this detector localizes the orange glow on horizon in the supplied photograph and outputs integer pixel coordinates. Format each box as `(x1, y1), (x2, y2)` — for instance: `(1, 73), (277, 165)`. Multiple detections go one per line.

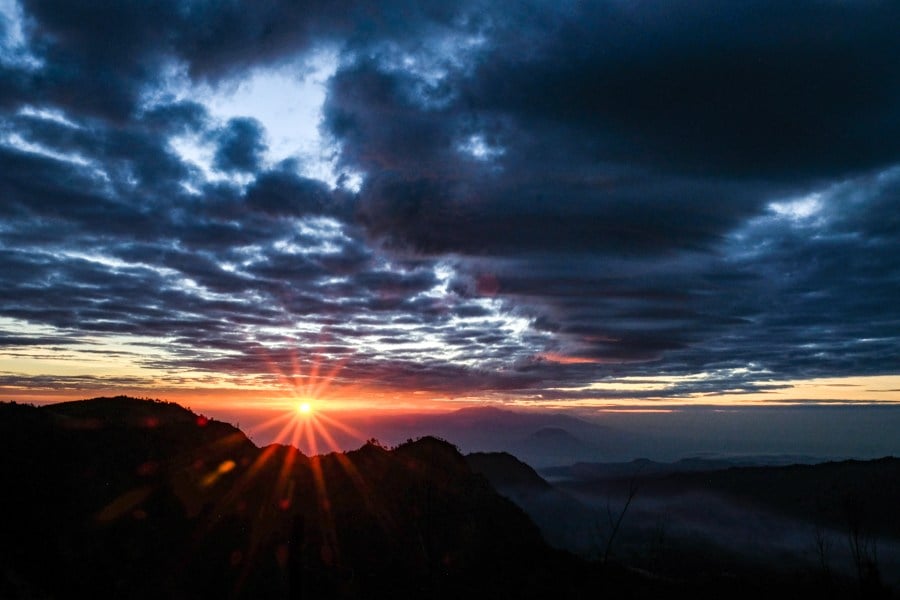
(4, 356), (899, 432)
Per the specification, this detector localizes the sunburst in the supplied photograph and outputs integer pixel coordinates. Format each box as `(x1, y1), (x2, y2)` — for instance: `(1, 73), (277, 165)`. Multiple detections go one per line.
(235, 344), (378, 549)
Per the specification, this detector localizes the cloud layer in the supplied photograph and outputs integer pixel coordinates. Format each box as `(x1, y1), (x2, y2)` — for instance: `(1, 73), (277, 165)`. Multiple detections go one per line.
(1, 0), (899, 403)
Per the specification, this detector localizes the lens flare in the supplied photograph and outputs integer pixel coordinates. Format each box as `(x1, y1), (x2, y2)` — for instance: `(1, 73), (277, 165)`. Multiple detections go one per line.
(226, 342), (375, 570)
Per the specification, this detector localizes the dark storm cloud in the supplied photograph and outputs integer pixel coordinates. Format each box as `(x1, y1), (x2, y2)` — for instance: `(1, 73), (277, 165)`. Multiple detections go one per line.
(139, 100), (209, 135)
(14, 0), (184, 120)
(2, 0), (900, 401)
(466, 1), (900, 179)
(171, 0), (474, 80)
(441, 251), (748, 368)
(352, 169), (772, 257)
(667, 170), (900, 381)
(244, 169), (345, 218)
(8, 0), (473, 120)
(319, 0), (900, 381)
(212, 117), (266, 173)
(327, 0), (900, 256)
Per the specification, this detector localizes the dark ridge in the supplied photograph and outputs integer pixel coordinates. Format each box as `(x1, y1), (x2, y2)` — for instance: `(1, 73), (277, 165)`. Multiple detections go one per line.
(0, 398), (590, 599)
(1, 397), (895, 599)
(466, 451), (552, 491)
(466, 451), (600, 557)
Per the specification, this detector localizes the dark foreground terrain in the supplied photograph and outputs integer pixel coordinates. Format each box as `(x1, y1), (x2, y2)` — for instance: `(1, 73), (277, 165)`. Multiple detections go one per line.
(1, 397), (896, 599)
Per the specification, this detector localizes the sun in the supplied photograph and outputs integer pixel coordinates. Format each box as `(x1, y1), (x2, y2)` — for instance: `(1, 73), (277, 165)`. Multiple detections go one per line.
(297, 401), (312, 415)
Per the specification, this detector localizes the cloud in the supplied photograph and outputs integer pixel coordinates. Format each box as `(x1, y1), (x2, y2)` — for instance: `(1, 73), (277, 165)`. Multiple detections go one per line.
(319, 1), (900, 381)
(677, 168), (900, 380)
(1, 0), (900, 403)
(212, 117), (266, 173)
(327, 1), (900, 258)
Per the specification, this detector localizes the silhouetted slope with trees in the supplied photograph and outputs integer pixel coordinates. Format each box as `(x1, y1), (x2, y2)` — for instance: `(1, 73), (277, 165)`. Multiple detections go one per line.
(0, 397), (595, 599)
(1, 397), (896, 599)
(467, 451), (598, 555)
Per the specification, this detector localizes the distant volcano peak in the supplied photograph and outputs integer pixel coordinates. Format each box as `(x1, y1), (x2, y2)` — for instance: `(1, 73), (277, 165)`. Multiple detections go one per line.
(528, 427), (582, 442)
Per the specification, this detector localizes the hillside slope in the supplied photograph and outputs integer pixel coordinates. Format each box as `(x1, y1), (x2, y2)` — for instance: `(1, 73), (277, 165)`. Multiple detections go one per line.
(0, 398), (586, 599)
(1, 397), (896, 599)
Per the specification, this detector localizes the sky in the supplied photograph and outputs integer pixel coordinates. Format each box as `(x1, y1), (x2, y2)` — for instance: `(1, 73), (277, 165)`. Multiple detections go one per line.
(1, 0), (899, 424)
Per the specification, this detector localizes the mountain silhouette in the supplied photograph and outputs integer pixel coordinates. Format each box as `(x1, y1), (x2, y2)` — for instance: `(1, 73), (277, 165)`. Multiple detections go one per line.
(1, 397), (896, 599)
(542, 454), (837, 482)
(0, 397), (600, 599)
(466, 452), (598, 555)
(467, 451), (553, 491)
(359, 405), (671, 465)
(510, 427), (601, 468)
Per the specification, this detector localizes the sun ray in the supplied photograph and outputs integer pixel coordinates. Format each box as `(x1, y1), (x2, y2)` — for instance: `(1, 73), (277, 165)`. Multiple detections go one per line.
(229, 339), (383, 570)
(255, 344), (297, 390)
(304, 419), (342, 563)
(209, 440), (286, 519)
(288, 345), (305, 392)
(315, 411), (367, 443)
(236, 443), (282, 488)
(310, 423), (387, 521)
(310, 356), (349, 399)
(305, 353), (323, 399)
(271, 412), (304, 446)
(275, 426), (302, 509)
(310, 420), (344, 456)
(308, 416), (344, 454)
(247, 410), (294, 436)
(333, 452), (378, 505)
(303, 417), (321, 460)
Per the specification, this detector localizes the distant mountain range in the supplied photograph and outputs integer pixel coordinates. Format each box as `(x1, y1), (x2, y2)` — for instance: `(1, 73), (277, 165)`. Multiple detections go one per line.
(234, 404), (893, 471)
(1, 396), (897, 599)
(540, 454), (836, 482)
(316, 406), (862, 470)
(345, 405), (674, 468)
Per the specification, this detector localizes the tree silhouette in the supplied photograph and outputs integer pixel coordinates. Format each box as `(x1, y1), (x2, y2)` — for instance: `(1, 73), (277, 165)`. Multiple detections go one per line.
(843, 493), (886, 598)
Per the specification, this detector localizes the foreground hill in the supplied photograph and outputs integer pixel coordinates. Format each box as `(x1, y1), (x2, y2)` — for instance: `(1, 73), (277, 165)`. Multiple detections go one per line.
(1, 397), (896, 599)
(0, 397), (587, 599)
